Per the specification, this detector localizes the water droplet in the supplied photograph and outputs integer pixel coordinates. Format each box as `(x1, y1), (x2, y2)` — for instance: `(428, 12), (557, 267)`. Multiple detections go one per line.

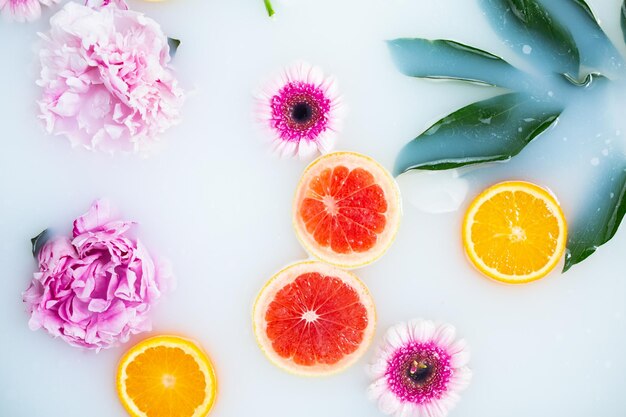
(522, 44), (532, 54)
(591, 157), (600, 166)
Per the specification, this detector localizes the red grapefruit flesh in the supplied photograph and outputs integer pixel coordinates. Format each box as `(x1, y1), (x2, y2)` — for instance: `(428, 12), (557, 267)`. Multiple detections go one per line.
(293, 152), (401, 268)
(253, 261), (376, 376)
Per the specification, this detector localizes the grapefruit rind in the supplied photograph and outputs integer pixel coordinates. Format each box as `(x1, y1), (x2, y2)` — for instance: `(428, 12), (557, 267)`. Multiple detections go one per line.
(462, 181), (567, 284)
(116, 335), (218, 417)
(252, 260), (377, 376)
(292, 151), (402, 269)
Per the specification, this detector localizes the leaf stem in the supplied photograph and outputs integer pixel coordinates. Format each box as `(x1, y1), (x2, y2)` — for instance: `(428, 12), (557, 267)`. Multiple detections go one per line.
(264, 0), (275, 17)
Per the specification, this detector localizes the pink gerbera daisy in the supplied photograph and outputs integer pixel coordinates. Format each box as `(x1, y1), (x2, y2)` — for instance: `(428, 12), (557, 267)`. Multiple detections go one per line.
(256, 62), (343, 159)
(0, 0), (59, 22)
(368, 319), (472, 417)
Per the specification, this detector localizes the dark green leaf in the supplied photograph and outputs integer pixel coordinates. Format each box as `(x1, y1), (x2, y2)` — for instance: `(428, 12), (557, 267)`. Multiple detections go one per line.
(481, 0), (579, 78)
(507, 0), (579, 75)
(564, 165), (626, 271)
(561, 72), (608, 88)
(387, 38), (524, 88)
(540, 0), (623, 74)
(167, 37), (181, 58)
(572, 0), (598, 24)
(394, 92), (562, 175)
(621, 1), (626, 45)
(31, 229), (50, 258)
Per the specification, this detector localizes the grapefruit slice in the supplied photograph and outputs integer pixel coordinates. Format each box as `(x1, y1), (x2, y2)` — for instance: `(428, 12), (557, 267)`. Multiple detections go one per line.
(253, 261), (376, 376)
(293, 152), (401, 269)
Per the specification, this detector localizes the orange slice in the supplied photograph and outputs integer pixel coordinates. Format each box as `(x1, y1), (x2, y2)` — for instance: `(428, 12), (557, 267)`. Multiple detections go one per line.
(116, 335), (217, 417)
(462, 181), (567, 284)
(253, 261), (376, 376)
(293, 152), (401, 269)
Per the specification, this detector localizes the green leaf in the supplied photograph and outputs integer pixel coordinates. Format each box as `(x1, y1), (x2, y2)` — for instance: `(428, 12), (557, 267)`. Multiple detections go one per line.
(572, 0), (598, 24)
(541, 0), (623, 74)
(387, 38), (524, 88)
(394, 92), (562, 175)
(167, 37), (181, 58)
(481, 0), (579, 77)
(31, 229), (50, 258)
(564, 165), (626, 271)
(507, 0), (579, 75)
(621, 0), (626, 45)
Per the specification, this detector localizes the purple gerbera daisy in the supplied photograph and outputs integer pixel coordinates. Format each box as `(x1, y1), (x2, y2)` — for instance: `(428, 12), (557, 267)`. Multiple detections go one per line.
(256, 62), (343, 159)
(368, 319), (472, 417)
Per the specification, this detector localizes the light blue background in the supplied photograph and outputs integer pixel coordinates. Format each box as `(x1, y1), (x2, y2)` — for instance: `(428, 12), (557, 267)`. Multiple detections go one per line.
(1, 0), (625, 416)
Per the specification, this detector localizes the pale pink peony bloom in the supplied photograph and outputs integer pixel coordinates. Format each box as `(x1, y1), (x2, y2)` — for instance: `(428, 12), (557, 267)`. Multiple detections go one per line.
(84, 0), (128, 10)
(23, 200), (173, 350)
(37, 1), (184, 154)
(0, 0), (59, 22)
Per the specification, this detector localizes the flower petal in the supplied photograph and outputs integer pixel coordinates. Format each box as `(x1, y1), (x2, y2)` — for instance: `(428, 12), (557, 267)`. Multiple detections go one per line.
(450, 366), (472, 391)
(397, 402), (419, 417)
(367, 377), (389, 401)
(384, 321), (412, 349)
(367, 356), (389, 379)
(450, 340), (471, 367)
(408, 318), (436, 342)
(378, 390), (401, 415)
(433, 322), (457, 348)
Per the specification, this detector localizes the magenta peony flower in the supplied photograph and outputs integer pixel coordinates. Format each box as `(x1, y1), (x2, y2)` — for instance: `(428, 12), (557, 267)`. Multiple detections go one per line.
(0, 0), (59, 22)
(22, 200), (172, 350)
(37, 1), (184, 154)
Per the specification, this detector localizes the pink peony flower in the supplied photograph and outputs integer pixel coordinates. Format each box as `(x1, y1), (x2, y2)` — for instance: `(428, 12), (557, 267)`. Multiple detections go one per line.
(84, 0), (128, 10)
(23, 200), (173, 350)
(0, 0), (59, 22)
(37, 1), (184, 154)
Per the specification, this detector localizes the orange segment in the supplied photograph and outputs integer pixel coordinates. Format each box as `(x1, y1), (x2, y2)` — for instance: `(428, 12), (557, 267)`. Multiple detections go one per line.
(462, 181), (567, 284)
(116, 336), (217, 417)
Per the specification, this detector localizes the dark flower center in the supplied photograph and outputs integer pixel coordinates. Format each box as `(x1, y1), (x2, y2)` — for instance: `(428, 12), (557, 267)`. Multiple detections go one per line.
(385, 342), (452, 403)
(271, 81), (332, 140)
(291, 102), (313, 123)
(407, 360), (434, 385)
(282, 93), (321, 131)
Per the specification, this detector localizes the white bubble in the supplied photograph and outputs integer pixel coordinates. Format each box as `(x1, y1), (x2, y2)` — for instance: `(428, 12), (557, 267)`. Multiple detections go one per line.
(522, 44), (532, 54)
(591, 157), (600, 166)
(396, 169), (469, 214)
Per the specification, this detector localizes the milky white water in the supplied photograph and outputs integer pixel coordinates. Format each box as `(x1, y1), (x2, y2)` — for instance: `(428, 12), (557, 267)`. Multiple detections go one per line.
(0, 1), (625, 417)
